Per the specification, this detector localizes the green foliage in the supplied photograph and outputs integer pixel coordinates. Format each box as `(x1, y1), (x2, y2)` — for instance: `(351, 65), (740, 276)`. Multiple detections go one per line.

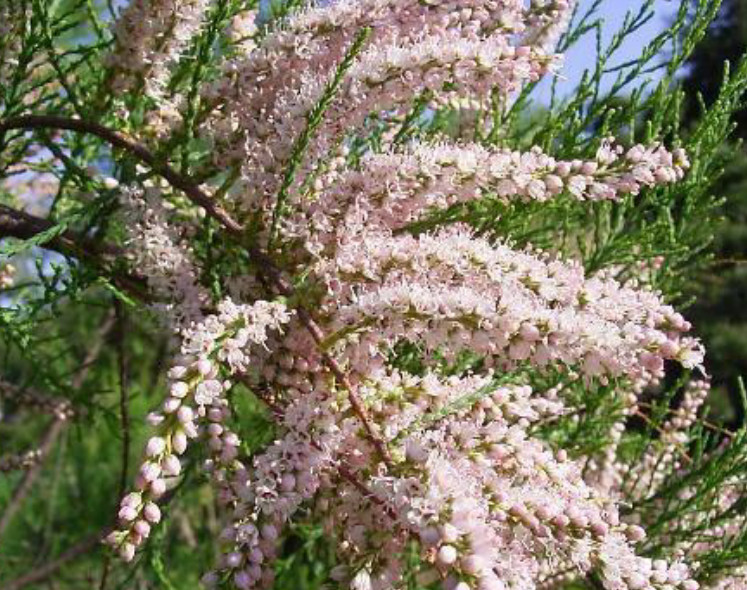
(1, 0), (747, 588)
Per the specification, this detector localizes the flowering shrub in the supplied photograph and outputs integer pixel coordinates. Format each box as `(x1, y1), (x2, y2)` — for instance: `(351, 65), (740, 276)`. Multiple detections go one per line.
(1, 1), (747, 589)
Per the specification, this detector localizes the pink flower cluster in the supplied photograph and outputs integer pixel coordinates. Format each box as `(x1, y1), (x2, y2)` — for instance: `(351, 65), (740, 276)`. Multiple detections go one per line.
(106, 299), (291, 561)
(108, 0), (210, 98)
(120, 186), (209, 329)
(322, 226), (702, 385)
(292, 140), (689, 254)
(200, 0), (559, 214)
(109, 0), (718, 588)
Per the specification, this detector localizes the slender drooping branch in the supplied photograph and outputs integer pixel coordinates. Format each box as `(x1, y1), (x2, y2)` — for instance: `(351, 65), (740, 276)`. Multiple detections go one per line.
(0, 114), (393, 466)
(0, 204), (148, 300)
(0, 530), (108, 590)
(0, 379), (73, 419)
(0, 115), (243, 233)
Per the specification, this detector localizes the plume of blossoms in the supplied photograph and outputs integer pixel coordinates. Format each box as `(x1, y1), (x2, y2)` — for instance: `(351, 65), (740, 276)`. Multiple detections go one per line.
(105, 0), (720, 588)
(107, 0), (210, 98)
(119, 185), (210, 329)
(200, 0), (560, 214)
(106, 299), (291, 561)
(293, 139), (689, 255)
(322, 226), (702, 384)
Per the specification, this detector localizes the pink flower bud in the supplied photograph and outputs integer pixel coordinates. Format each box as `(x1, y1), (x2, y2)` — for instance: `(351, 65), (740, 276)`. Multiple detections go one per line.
(143, 502), (161, 523)
(223, 432), (240, 447)
(440, 523), (460, 543)
(234, 571), (252, 590)
(119, 542), (136, 562)
(196, 358), (213, 376)
(146, 412), (165, 426)
(122, 492), (141, 508)
(226, 552), (243, 568)
(140, 462), (161, 482)
(118, 505), (138, 522)
(162, 454), (181, 477)
(145, 436), (166, 457)
(177, 406), (194, 424)
(163, 397), (181, 413)
(437, 545), (458, 566)
(207, 423), (223, 437)
(261, 524), (278, 541)
(150, 479), (166, 497)
(172, 431), (188, 455)
(626, 524), (646, 542)
(250, 548), (264, 564)
(170, 381), (189, 398)
(134, 520), (151, 538)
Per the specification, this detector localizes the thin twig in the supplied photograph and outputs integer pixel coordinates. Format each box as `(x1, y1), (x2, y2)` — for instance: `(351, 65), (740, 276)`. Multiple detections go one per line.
(115, 300), (131, 498)
(0, 379), (73, 419)
(99, 301), (131, 590)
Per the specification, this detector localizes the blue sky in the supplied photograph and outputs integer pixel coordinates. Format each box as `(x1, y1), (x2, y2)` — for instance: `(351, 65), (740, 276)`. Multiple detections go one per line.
(536, 0), (681, 102)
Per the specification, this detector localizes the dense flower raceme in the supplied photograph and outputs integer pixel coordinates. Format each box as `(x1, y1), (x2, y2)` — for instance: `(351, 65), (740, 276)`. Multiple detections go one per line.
(199, 0), (561, 213)
(107, 0), (211, 98)
(107, 299), (292, 560)
(293, 140), (690, 255)
(120, 186), (211, 329)
(102, 0), (732, 588)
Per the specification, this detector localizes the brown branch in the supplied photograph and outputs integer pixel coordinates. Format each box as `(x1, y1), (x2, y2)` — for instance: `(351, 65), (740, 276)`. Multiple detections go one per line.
(0, 530), (108, 590)
(0, 203), (119, 261)
(0, 115), (243, 234)
(0, 379), (73, 419)
(1, 114), (393, 467)
(0, 311), (117, 542)
(0, 204), (148, 301)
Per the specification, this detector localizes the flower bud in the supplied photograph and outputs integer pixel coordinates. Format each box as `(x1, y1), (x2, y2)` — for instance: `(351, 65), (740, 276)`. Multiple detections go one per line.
(162, 454), (181, 477)
(119, 542), (136, 562)
(143, 502), (161, 523)
(437, 545), (458, 566)
(134, 520), (151, 538)
(172, 430), (188, 455)
(145, 436), (166, 457)
(118, 505), (138, 522)
(150, 478), (166, 497)
(170, 381), (189, 398)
